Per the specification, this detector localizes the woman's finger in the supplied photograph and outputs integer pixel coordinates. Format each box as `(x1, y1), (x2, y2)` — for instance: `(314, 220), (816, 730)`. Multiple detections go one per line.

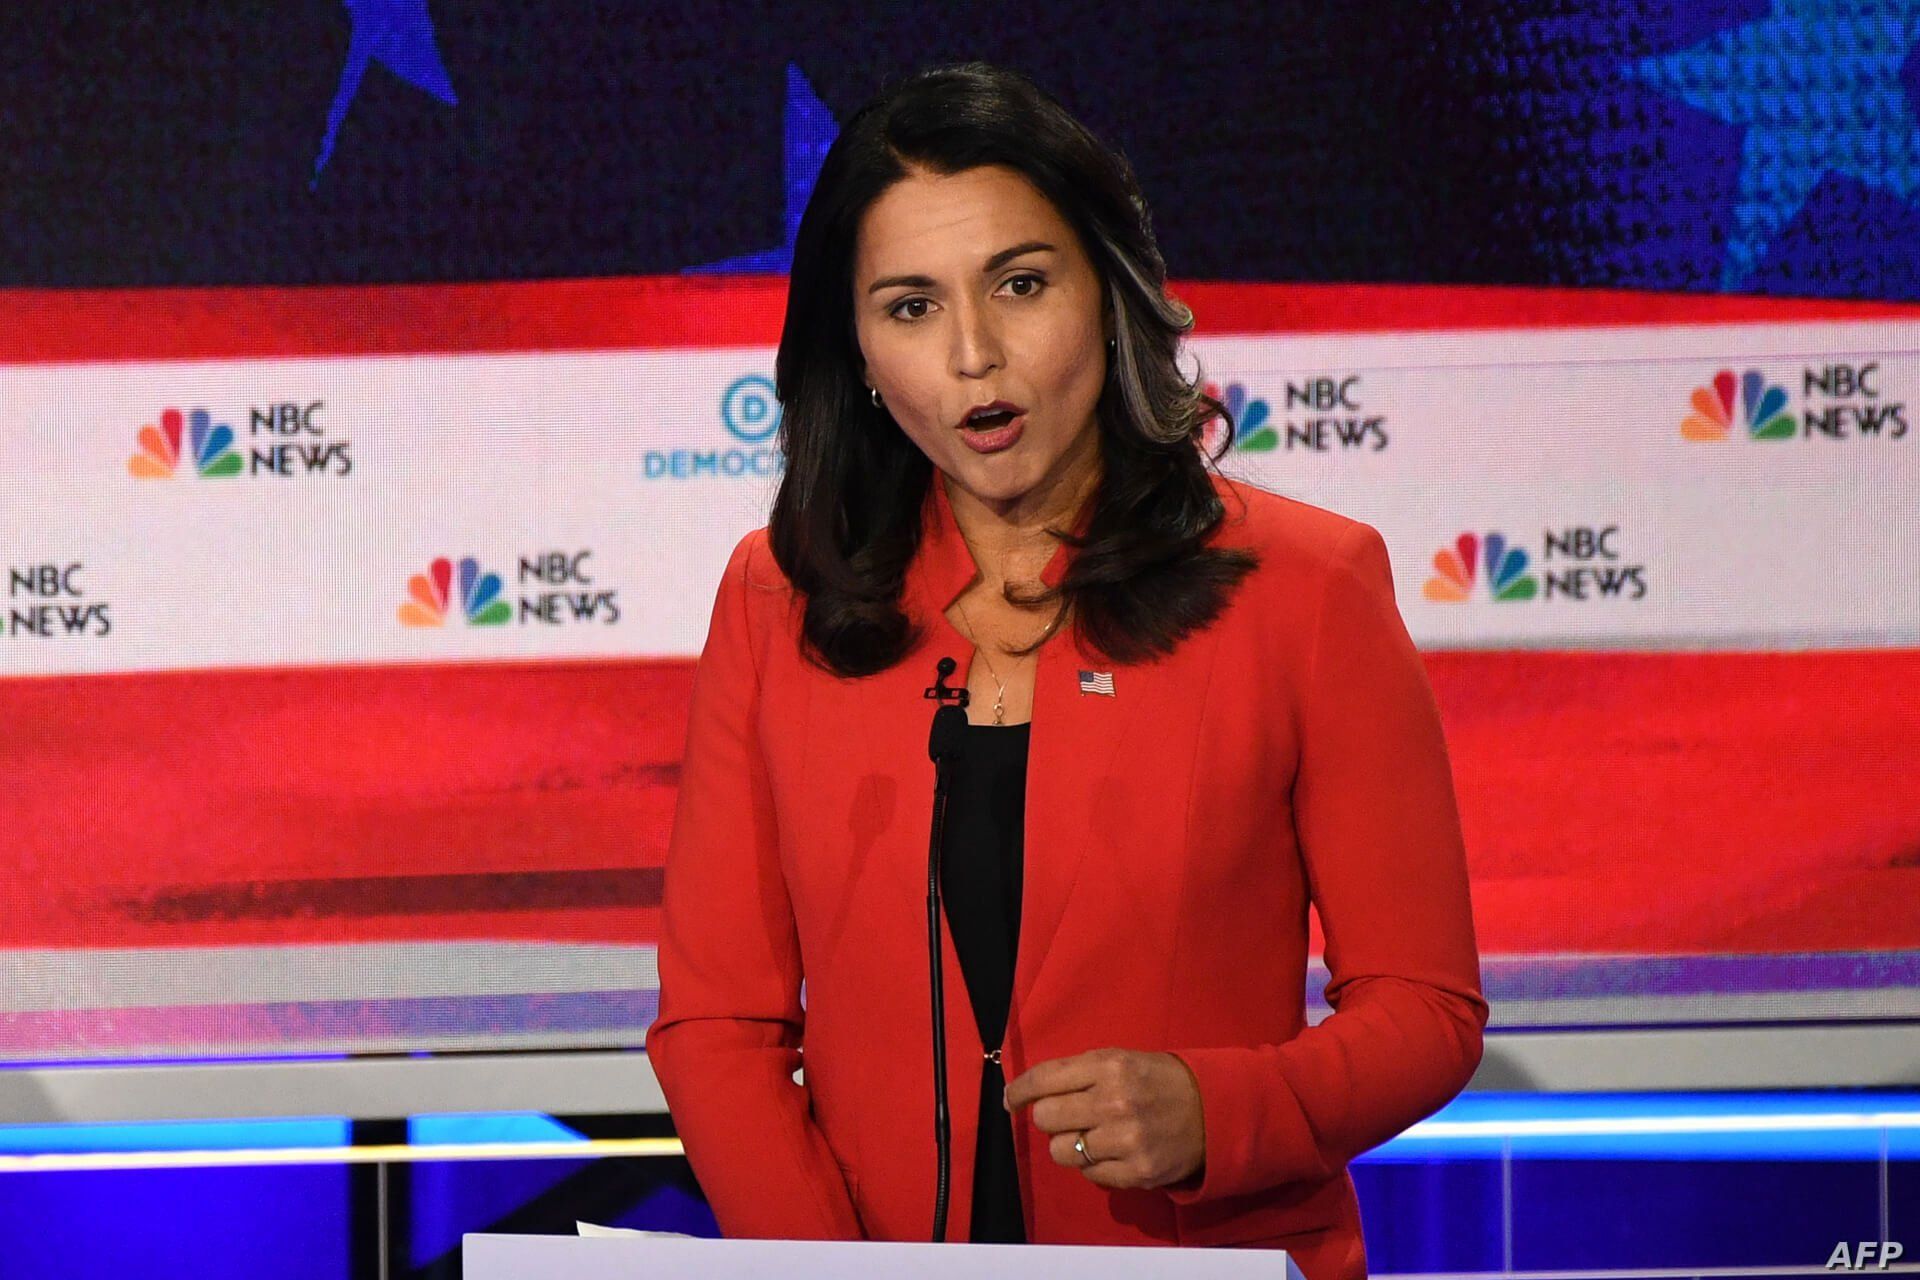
(1027, 1090), (1104, 1136)
(1047, 1126), (1105, 1169)
(1047, 1128), (1146, 1189)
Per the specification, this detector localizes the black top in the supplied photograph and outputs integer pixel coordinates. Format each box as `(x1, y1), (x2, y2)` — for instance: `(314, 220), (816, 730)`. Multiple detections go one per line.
(939, 719), (1030, 1244)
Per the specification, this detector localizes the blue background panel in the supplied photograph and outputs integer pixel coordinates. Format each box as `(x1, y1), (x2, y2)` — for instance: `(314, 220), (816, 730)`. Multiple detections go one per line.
(0, 1164), (348, 1280)
(1349, 1157), (1506, 1274)
(1509, 1156), (1884, 1271)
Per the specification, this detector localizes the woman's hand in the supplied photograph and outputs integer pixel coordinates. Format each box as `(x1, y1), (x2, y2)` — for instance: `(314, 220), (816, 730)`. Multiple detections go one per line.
(1003, 1048), (1205, 1191)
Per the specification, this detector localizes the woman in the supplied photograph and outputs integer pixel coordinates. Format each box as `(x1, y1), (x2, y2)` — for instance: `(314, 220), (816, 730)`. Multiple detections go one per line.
(647, 61), (1485, 1279)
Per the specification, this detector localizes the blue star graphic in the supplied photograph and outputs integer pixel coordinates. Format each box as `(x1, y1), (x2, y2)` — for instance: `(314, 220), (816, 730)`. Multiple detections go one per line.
(689, 64), (838, 273)
(1626, 0), (1920, 289)
(311, 0), (458, 188)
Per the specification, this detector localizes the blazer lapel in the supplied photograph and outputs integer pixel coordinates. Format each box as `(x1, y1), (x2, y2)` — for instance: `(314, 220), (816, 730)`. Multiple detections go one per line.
(897, 473), (1167, 1015)
(1013, 624), (1142, 1013)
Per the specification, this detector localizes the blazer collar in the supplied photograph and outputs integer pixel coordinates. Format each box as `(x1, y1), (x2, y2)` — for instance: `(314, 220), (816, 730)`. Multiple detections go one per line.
(868, 466), (1232, 1034)
(905, 470), (1089, 625)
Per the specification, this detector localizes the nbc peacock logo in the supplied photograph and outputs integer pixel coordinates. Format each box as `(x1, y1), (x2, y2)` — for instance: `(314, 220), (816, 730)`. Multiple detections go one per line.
(1423, 532), (1539, 603)
(128, 408), (244, 478)
(1682, 370), (1796, 442)
(1199, 381), (1276, 452)
(398, 557), (513, 627)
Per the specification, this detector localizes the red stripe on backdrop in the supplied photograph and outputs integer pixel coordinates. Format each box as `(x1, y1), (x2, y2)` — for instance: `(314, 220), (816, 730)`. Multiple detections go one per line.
(1427, 649), (1920, 957)
(0, 658), (689, 949)
(1180, 282), (1920, 334)
(4, 279), (1919, 364)
(3, 650), (1918, 953)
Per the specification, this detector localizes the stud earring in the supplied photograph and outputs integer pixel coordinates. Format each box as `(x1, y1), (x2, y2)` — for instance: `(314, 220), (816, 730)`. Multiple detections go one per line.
(870, 386), (883, 409)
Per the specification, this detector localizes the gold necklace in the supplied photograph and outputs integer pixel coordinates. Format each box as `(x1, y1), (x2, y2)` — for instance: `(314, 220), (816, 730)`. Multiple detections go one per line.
(954, 593), (1064, 725)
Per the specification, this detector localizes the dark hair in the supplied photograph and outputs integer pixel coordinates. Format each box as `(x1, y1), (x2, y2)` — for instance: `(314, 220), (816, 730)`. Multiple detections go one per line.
(770, 61), (1258, 678)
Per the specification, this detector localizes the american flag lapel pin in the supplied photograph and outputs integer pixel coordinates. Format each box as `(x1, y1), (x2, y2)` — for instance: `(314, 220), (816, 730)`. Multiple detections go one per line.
(1077, 669), (1115, 696)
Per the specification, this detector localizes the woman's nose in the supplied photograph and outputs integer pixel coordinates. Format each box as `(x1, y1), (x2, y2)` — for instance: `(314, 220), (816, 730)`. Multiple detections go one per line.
(950, 300), (1003, 378)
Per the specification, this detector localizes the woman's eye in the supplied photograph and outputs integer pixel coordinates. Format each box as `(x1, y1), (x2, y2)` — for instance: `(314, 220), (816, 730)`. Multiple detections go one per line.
(889, 275), (1042, 321)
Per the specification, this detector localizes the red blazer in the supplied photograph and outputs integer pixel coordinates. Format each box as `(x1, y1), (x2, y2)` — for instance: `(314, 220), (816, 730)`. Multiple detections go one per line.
(647, 470), (1487, 1280)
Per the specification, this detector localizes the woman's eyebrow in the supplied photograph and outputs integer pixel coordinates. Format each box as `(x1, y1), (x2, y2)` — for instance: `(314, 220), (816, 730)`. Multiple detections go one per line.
(864, 240), (1058, 294)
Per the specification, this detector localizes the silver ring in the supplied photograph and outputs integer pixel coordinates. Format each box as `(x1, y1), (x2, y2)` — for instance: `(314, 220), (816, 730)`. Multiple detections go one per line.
(1073, 1132), (1093, 1167)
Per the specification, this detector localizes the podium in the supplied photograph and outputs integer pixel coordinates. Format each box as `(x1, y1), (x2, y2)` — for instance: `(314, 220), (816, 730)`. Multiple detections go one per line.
(464, 1233), (1306, 1278)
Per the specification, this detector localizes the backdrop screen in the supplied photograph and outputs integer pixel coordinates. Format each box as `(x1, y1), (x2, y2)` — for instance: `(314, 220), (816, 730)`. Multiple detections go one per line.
(2, 2), (1916, 1063)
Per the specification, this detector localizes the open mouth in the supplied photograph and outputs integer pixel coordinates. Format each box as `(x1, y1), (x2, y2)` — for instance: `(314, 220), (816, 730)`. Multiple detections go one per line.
(962, 409), (1019, 431)
(959, 400), (1027, 431)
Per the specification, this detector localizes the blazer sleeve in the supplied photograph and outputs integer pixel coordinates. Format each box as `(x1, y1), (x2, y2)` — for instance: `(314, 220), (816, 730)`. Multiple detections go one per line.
(1166, 520), (1488, 1204)
(645, 531), (865, 1239)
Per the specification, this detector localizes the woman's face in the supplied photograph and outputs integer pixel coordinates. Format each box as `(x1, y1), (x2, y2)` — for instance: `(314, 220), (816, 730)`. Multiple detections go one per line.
(851, 164), (1110, 516)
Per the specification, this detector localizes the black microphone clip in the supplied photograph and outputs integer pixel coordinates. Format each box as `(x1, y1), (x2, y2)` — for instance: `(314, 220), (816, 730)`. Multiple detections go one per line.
(922, 655), (970, 707)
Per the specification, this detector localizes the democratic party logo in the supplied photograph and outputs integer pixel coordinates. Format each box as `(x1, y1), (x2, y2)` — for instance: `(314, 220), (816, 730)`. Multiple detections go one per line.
(1681, 364), (1906, 443)
(399, 551), (621, 629)
(1200, 376), (1386, 454)
(128, 403), (353, 478)
(1423, 532), (1538, 603)
(129, 408), (242, 478)
(642, 374), (786, 480)
(1424, 527), (1647, 604)
(399, 557), (512, 627)
(1682, 370), (1794, 441)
